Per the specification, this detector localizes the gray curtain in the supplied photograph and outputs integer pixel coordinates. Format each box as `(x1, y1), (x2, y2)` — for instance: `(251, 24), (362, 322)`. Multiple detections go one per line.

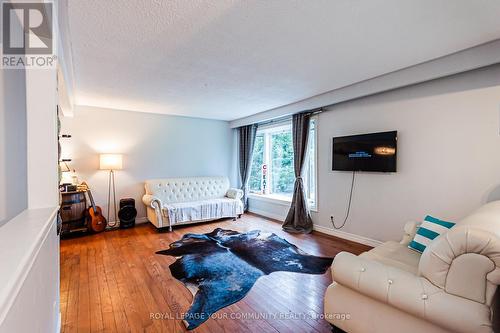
(238, 124), (258, 211)
(282, 112), (313, 233)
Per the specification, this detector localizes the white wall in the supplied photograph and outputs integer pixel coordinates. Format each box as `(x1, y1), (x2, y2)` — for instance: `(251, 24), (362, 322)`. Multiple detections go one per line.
(250, 65), (500, 243)
(0, 68), (28, 226)
(25, 68), (59, 209)
(61, 106), (237, 222)
(248, 197), (290, 221)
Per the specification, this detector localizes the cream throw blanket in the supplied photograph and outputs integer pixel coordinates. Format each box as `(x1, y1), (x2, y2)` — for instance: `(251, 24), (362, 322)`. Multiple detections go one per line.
(163, 198), (242, 225)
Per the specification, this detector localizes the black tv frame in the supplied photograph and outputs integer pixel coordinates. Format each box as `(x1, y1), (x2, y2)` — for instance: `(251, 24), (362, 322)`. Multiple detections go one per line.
(332, 131), (397, 172)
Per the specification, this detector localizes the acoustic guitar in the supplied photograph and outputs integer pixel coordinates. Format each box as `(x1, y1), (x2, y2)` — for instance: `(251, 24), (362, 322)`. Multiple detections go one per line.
(87, 188), (107, 233)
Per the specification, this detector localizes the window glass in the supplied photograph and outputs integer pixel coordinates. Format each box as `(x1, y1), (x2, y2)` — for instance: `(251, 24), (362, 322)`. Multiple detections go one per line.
(249, 134), (264, 193)
(270, 131), (294, 196)
(305, 119), (316, 206)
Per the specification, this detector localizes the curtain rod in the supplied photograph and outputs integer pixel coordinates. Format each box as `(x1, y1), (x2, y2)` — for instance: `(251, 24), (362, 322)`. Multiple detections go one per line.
(255, 108), (324, 127)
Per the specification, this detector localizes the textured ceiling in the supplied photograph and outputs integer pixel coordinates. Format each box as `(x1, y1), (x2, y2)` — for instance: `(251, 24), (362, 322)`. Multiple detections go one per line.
(67, 0), (500, 120)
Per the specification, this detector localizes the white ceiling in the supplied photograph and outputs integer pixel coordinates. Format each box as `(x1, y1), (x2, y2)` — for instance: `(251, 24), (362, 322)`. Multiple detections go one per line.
(66, 0), (500, 121)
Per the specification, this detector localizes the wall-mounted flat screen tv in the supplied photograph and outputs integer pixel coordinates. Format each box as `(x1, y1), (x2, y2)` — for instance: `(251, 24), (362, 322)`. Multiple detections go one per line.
(332, 131), (397, 172)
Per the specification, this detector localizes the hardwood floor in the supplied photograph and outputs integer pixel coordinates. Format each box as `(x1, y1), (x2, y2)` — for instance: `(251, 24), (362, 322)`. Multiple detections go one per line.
(60, 213), (371, 333)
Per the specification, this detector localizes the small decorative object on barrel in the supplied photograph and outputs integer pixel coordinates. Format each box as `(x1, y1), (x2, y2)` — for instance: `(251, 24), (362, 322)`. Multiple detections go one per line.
(118, 198), (137, 229)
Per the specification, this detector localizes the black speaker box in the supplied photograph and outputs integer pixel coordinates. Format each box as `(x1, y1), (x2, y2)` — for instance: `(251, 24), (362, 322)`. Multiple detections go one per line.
(119, 198), (137, 229)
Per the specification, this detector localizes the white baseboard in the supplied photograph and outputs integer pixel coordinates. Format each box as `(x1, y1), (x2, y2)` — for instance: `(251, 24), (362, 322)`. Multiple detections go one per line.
(248, 208), (382, 248)
(313, 224), (382, 247)
(107, 217), (149, 227)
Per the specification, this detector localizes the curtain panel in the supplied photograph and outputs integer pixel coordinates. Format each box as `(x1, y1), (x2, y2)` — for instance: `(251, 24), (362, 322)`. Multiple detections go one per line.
(282, 112), (313, 233)
(238, 124), (258, 211)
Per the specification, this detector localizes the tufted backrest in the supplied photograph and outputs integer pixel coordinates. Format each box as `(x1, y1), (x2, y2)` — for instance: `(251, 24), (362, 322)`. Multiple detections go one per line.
(457, 200), (500, 238)
(144, 176), (230, 204)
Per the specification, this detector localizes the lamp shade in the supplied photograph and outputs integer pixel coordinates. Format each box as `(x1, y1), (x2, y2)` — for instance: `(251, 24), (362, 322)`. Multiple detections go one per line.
(99, 154), (123, 170)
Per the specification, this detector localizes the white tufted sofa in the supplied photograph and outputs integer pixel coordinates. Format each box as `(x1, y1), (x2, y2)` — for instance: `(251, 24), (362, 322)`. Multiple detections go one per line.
(324, 201), (500, 333)
(142, 176), (243, 231)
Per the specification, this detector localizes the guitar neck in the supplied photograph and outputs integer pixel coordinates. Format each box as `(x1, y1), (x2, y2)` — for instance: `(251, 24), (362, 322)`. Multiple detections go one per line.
(87, 189), (98, 213)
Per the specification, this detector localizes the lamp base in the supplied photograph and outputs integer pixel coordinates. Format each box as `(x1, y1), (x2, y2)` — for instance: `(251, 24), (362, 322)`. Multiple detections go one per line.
(105, 225), (120, 231)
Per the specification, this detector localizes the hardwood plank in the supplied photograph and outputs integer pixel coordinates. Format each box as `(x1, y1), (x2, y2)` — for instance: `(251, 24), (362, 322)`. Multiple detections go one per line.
(60, 214), (371, 333)
(111, 229), (171, 332)
(77, 239), (91, 333)
(92, 237), (117, 333)
(63, 238), (81, 333)
(87, 243), (105, 332)
(60, 238), (74, 332)
(104, 231), (152, 332)
(100, 235), (131, 333)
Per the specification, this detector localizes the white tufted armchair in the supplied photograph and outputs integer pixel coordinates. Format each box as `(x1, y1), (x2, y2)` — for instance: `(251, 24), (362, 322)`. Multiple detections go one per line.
(324, 201), (500, 333)
(142, 176), (243, 231)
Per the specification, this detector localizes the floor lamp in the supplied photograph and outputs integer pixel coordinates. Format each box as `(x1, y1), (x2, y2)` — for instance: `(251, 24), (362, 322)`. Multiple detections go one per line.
(99, 154), (123, 229)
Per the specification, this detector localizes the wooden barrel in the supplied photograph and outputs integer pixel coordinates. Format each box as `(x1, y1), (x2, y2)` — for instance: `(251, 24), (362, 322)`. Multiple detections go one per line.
(60, 191), (87, 223)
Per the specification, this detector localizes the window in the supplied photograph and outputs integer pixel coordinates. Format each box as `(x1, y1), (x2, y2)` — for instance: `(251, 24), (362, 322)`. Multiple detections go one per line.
(249, 134), (264, 192)
(249, 118), (317, 209)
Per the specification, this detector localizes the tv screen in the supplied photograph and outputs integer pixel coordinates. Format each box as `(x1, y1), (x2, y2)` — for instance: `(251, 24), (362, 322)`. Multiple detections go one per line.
(332, 131), (397, 172)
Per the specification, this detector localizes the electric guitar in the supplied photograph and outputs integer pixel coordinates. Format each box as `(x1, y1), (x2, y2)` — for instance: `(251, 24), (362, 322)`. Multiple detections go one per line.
(86, 188), (107, 233)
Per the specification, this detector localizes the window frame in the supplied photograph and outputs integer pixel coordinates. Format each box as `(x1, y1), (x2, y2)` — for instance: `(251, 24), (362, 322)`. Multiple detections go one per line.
(248, 117), (318, 212)
(305, 116), (318, 211)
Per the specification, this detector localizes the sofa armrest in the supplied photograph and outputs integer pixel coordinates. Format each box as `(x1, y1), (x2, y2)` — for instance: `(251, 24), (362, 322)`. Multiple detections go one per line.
(226, 188), (244, 200)
(142, 194), (166, 228)
(142, 194), (162, 209)
(331, 251), (492, 333)
(418, 226), (500, 304)
(400, 220), (420, 246)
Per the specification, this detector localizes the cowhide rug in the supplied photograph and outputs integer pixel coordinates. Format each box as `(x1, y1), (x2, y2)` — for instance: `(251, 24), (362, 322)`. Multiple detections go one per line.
(156, 228), (334, 330)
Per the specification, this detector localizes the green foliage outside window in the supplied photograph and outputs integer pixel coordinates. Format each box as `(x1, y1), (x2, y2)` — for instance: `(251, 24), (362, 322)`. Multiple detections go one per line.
(249, 135), (264, 192)
(271, 131), (294, 195)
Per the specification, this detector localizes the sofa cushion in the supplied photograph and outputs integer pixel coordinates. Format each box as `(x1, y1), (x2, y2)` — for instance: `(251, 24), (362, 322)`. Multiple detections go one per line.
(408, 215), (455, 253)
(360, 241), (421, 274)
(163, 198), (243, 224)
(145, 177), (230, 204)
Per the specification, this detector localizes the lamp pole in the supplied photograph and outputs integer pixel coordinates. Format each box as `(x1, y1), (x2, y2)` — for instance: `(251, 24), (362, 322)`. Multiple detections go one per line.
(106, 169), (118, 229)
(100, 154), (123, 230)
